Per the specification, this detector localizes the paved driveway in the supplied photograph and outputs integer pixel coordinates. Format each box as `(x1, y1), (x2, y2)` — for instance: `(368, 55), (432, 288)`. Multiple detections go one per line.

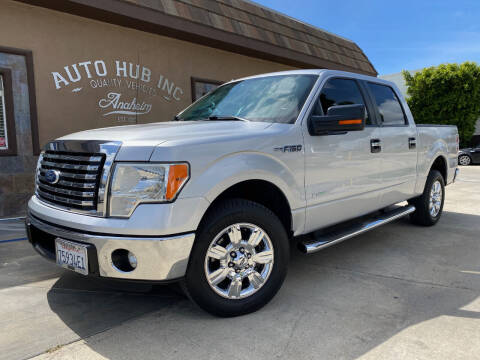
(1, 166), (479, 360)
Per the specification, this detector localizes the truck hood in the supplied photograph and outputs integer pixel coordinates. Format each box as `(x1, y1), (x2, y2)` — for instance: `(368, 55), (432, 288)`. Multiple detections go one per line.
(57, 121), (274, 161)
(59, 121), (272, 143)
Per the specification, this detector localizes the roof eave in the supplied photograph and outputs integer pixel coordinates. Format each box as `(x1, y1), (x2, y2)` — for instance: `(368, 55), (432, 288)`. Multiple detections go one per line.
(15, 0), (378, 76)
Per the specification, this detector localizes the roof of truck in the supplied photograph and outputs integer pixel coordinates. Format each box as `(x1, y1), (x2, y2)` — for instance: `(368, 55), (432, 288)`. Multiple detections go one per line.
(227, 69), (404, 101)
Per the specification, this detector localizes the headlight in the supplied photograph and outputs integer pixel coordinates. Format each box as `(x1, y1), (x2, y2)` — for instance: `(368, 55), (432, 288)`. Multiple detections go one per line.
(109, 163), (189, 217)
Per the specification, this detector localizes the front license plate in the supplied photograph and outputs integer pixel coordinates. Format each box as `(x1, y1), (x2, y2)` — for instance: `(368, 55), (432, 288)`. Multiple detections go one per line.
(55, 238), (89, 275)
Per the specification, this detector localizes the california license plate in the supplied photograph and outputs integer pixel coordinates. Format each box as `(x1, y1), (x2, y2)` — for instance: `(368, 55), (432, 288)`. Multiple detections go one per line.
(55, 238), (89, 275)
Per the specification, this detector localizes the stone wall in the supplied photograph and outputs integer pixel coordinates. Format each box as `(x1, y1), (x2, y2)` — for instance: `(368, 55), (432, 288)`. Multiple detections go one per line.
(0, 52), (36, 218)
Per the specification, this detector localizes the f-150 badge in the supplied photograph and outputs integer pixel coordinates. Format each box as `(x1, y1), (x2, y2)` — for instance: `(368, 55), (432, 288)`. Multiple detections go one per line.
(274, 145), (302, 153)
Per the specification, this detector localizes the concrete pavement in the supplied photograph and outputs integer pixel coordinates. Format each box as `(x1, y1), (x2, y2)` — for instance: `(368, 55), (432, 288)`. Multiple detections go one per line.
(1, 166), (479, 360)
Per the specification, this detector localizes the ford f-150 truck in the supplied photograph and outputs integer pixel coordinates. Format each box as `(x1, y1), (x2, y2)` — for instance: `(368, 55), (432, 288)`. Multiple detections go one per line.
(26, 70), (459, 317)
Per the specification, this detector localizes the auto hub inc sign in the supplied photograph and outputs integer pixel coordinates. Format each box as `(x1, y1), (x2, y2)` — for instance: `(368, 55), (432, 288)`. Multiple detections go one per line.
(51, 59), (185, 123)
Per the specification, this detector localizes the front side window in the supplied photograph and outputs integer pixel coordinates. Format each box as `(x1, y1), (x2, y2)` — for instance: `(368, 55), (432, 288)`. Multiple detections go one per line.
(367, 83), (407, 126)
(178, 74), (318, 124)
(316, 78), (371, 125)
(0, 75), (7, 149)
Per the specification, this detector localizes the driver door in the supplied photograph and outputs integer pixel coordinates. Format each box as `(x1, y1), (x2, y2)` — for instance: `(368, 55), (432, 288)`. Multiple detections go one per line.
(303, 77), (383, 233)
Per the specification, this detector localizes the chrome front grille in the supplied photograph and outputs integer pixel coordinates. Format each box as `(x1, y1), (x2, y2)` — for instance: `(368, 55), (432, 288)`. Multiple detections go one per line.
(36, 150), (106, 212)
(35, 140), (122, 216)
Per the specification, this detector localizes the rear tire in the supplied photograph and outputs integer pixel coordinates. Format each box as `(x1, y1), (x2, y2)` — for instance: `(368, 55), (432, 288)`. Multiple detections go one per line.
(409, 170), (445, 226)
(182, 198), (289, 317)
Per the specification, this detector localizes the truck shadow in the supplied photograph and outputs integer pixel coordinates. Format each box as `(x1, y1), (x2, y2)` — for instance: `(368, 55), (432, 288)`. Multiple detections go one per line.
(0, 240), (65, 290)
(45, 273), (184, 340)
(46, 210), (480, 359)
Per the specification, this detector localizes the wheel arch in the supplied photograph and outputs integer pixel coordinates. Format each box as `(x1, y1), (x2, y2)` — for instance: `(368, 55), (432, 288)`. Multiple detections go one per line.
(430, 155), (447, 181)
(414, 153), (449, 195)
(199, 179), (294, 237)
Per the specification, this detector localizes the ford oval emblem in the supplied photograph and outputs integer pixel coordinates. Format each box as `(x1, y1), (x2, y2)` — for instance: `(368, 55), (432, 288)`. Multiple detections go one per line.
(45, 169), (61, 184)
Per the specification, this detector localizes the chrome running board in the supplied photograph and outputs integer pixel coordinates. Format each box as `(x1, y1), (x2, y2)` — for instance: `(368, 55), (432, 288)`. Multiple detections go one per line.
(298, 205), (416, 254)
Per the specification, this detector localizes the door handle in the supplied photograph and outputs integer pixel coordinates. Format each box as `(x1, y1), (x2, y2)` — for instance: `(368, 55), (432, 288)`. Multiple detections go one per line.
(409, 137), (416, 149)
(371, 139), (381, 153)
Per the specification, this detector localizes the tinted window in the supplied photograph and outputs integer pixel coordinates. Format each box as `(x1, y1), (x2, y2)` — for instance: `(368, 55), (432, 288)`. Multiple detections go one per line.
(316, 78), (371, 125)
(367, 83), (406, 126)
(178, 74), (318, 124)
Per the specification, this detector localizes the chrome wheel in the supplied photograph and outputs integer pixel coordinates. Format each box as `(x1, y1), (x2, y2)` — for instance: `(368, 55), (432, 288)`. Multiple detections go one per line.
(429, 180), (443, 217)
(204, 223), (274, 299)
(459, 155), (471, 166)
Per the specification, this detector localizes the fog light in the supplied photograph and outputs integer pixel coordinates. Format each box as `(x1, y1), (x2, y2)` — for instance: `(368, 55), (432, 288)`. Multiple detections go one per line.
(128, 251), (137, 269)
(111, 249), (137, 272)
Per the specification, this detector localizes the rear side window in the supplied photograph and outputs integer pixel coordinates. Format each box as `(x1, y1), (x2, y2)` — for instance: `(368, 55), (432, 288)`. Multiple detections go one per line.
(367, 83), (407, 126)
(316, 78), (371, 125)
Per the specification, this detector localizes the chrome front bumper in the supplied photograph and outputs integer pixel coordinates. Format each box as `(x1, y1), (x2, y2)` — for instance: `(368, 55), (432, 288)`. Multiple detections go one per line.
(26, 214), (195, 281)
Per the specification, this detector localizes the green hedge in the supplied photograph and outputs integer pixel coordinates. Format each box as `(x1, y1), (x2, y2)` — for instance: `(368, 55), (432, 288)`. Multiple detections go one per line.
(403, 62), (480, 147)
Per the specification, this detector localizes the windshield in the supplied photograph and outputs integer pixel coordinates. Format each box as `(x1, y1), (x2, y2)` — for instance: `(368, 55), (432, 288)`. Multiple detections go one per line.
(177, 74), (318, 124)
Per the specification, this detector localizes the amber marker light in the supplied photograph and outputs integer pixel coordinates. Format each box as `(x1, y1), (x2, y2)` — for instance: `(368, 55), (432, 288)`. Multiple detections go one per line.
(338, 119), (362, 125)
(166, 163), (189, 201)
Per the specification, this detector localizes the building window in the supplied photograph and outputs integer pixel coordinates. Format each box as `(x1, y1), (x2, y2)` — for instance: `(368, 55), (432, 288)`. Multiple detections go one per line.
(191, 77), (223, 102)
(0, 69), (17, 156)
(0, 75), (6, 149)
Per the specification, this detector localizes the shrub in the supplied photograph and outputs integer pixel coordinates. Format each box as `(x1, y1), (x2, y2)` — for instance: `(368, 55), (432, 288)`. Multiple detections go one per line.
(403, 62), (480, 146)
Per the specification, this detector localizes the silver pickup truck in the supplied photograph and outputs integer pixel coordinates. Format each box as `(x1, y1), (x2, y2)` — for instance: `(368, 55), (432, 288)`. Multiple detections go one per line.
(26, 70), (459, 317)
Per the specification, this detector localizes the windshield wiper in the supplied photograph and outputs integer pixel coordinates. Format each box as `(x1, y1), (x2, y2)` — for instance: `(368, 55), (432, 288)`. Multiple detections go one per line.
(208, 115), (249, 122)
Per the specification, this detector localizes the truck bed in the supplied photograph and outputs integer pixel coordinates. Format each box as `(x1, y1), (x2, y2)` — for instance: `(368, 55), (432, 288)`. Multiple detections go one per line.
(416, 124), (458, 185)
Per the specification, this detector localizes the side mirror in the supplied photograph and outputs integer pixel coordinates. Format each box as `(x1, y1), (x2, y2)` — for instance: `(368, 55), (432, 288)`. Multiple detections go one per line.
(309, 104), (366, 136)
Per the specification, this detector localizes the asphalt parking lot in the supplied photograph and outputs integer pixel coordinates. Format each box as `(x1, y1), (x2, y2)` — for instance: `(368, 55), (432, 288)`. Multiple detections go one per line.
(1, 166), (479, 360)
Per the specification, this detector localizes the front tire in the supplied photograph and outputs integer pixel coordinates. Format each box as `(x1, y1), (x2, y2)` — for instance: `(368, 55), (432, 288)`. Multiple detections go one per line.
(409, 170), (445, 226)
(183, 199), (289, 317)
(458, 154), (471, 166)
